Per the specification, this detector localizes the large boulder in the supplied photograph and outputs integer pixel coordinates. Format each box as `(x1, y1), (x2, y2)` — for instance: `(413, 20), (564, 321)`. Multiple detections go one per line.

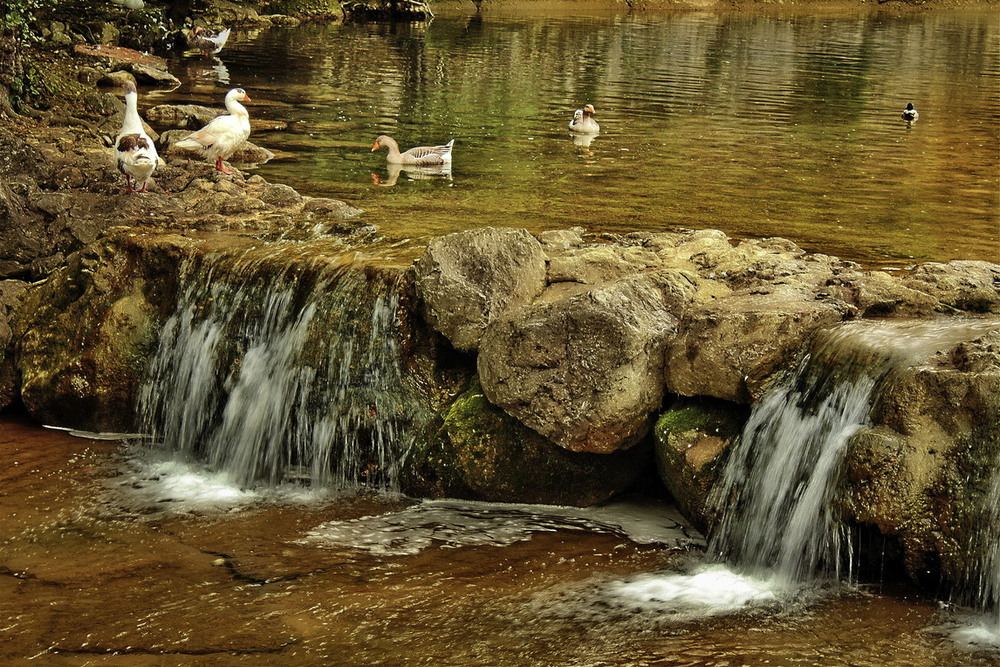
(409, 385), (647, 506)
(842, 324), (1000, 585)
(479, 271), (690, 454)
(13, 234), (186, 431)
(412, 228), (546, 352)
(664, 285), (853, 403)
(900, 261), (1000, 314)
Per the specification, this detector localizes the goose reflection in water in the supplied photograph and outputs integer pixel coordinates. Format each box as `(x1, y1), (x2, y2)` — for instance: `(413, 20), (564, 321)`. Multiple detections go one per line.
(174, 58), (231, 86)
(372, 162), (453, 187)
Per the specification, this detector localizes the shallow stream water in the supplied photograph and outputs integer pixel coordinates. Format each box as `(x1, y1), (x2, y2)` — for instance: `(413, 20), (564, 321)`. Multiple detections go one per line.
(148, 5), (1000, 266)
(2, 415), (999, 665)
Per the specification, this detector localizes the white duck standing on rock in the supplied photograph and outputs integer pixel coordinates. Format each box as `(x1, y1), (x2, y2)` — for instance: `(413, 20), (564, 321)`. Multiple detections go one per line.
(569, 104), (600, 134)
(115, 80), (158, 193)
(371, 135), (453, 165)
(187, 25), (231, 57)
(173, 87), (252, 174)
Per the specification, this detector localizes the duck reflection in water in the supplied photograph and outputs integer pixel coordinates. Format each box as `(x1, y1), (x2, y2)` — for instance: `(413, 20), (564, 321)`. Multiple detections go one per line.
(174, 58), (231, 86)
(372, 162), (453, 187)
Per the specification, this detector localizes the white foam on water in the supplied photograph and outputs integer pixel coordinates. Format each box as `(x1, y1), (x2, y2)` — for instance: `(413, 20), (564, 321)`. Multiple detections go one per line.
(107, 449), (331, 516)
(952, 619), (1000, 650)
(301, 497), (703, 555)
(934, 611), (1000, 652)
(605, 565), (782, 616)
(527, 562), (796, 630)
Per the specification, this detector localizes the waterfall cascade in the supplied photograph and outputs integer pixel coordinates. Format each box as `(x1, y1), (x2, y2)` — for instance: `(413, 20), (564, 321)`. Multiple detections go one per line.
(708, 320), (999, 587)
(137, 251), (425, 492)
(964, 449), (1000, 631)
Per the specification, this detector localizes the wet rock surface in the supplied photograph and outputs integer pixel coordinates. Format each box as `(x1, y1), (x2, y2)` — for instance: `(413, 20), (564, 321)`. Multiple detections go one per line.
(412, 384), (647, 505)
(412, 227), (547, 352)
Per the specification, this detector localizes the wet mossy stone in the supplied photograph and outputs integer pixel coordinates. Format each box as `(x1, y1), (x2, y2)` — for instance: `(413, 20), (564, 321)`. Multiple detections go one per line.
(654, 397), (749, 532)
(430, 385), (647, 507)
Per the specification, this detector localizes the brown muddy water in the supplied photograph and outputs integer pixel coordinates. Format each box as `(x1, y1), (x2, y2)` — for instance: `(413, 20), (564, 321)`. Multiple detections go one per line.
(146, 6), (1000, 267)
(2, 414), (998, 665)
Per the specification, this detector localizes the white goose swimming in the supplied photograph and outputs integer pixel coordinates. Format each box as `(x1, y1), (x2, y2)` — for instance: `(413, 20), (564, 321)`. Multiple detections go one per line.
(569, 104), (600, 134)
(371, 135), (453, 165)
(173, 88), (252, 174)
(115, 80), (158, 193)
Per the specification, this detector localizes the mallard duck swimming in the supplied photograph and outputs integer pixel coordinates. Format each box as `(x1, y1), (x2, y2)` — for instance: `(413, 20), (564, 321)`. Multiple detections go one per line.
(371, 135), (453, 165)
(569, 104), (599, 134)
(115, 80), (158, 193)
(173, 88), (252, 174)
(901, 103), (919, 122)
(187, 25), (231, 57)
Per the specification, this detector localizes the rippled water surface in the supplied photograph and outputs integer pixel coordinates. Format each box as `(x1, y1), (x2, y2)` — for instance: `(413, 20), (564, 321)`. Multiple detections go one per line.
(153, 7), (999, 266)
(3, 415), (999, 665)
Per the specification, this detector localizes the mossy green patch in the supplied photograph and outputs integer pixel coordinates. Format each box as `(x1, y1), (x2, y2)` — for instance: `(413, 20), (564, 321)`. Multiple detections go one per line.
(410, 382), (648, 507)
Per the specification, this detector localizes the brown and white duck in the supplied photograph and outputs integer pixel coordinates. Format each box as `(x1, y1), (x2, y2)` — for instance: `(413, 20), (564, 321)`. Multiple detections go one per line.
(187, 25), (231, 57)
(569, 104), (600, 134)
(115, 80), (158, 193)
(371, 135), (453, 165)
(173, 88), (252, 174)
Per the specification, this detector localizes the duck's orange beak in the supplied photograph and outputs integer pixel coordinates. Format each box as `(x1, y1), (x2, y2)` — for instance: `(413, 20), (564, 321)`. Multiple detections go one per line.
(243, 94), (252, 102)
(371, 141), (380, 151)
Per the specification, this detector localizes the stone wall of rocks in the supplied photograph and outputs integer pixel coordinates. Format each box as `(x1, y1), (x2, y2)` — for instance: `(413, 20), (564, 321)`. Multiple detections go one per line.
(2, 222), (998, 590)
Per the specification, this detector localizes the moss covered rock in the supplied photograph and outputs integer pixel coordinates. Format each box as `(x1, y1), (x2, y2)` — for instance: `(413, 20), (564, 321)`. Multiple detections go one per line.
(13, 235), (172, 431)
(653, 397), (749, 532)
(413, 384), (648, 506)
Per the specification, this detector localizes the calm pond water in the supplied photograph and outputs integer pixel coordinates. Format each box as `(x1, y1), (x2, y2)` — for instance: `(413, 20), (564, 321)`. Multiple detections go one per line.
(154, 6), (1000, 267)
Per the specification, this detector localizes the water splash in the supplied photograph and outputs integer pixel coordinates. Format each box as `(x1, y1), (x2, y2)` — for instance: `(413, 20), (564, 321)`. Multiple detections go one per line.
(137, 252), (425, 492)
(953, 448), (1000, 646)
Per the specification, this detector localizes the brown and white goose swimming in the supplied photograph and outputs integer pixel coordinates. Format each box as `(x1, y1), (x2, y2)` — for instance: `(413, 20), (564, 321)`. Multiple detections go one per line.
(173, 88), (252, 174)
(115, 80), (158, 193)
(371, 135), (453, 165)
(187, 25), (231, 57)
(569, 104), (600, 134)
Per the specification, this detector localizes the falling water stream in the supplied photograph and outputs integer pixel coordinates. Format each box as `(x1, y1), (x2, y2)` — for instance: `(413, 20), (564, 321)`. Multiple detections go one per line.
(705, 321), (993, 586)
(136, 250), (427, 491)
(550, 320), (1000, 642)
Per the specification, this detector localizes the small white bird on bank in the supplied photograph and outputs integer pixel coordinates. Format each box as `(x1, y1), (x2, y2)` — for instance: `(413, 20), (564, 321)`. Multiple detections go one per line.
(901, 103), (919, 122)
(371, 135), (453, 165)
(110, 0), (145, 21)
(115, 80), (158, 193)
(569, 104), (600, 134)
(173, 88), (252, 174)
(187, 25), (231, 57)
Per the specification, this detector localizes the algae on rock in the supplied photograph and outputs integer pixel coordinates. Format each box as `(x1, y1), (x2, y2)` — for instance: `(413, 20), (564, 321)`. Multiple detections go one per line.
(414, 384), (647, 507)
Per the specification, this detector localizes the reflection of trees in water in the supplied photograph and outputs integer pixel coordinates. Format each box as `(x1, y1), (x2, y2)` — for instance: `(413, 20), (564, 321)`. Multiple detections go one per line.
(233, 13), (997, 265)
